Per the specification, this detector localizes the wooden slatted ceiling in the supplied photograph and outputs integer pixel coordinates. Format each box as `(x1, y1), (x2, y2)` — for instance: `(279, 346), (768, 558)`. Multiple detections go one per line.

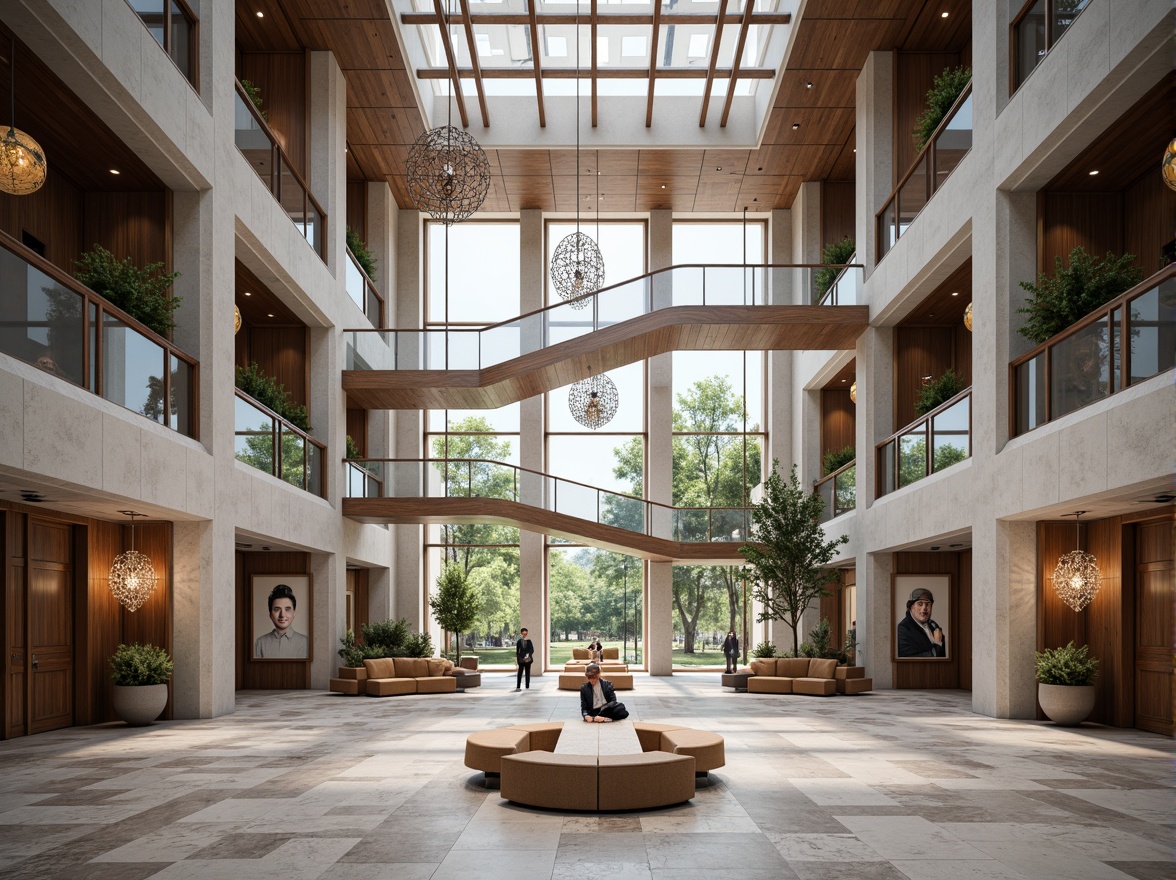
(241, 0), (971, 213)
(342, 304), (869, 409)
(341, 497), (751, 563)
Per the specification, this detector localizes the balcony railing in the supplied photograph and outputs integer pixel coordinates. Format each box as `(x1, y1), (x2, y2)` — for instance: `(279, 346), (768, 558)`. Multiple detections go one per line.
(234, 390), (325, 496)
(345, 262), (864, 372)
(1011, 0), (1090, 93)
(233, 80), (326, 262)
(1011, 266), (1175, 437)
(876, 388), (971, 498)
(818, 254), (860, 306)
(345, 459), (384, 499)
(344, 458), (753, 543)
(127, 0), (198, 88)
(345, 248), (384, 328)
(814, 460), (856, 523)
(877, 83), (973, 263)
(0, 232), (197, 438)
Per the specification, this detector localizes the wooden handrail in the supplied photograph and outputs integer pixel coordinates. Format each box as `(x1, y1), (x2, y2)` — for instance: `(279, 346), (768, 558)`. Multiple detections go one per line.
(874, 387), (972, 453)
(813, 457), (856, 492)
(345, 247), (384, 323)
(1009, 264), (1176, 369)
(875, 82), (973, 223)
(345, 261), (865, 335)
(235, 389), (325, 453)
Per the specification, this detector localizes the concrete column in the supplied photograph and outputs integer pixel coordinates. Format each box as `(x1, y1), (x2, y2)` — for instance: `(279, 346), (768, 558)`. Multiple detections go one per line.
(974, 519), (1037, 718)
(308, 50), (345, 281)
(856, 325), (894, 508)
(791, 181), (822, 303)
(367, 566), (392, 624)
(172, 519), (234, 718)
(856, 550), (893, 688)
(767, 208), (794, 488)
(856, 51), (894, 273)
(646, 211), (673, 674)
(367, 182), (398, 314)
(310, 550), (342, 688)
(769, 208), (793, 305)
(647, 561), (673, 675)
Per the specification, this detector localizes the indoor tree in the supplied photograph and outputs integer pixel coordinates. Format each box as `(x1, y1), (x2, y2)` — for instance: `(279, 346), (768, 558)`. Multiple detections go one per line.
(429, 562), (481, 663)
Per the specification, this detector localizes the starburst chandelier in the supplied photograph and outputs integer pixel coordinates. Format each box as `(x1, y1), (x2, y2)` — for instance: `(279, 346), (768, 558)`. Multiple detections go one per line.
(569, 368), (618, 430)
(109, 511), (158, 612)
(404, 1), (488, 225)
(1052, 511), (1101, 612)
(550, 5), (604, 309)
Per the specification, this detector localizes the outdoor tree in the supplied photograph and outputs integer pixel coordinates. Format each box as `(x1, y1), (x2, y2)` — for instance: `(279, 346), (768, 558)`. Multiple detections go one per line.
(429, 563), (481, 662)
(739, 460), (849, 656)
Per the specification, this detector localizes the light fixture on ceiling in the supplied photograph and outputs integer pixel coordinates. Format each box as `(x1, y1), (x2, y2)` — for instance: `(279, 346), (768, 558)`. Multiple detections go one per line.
(266, 312), (274, 318)
(109, 169), (120, 175)
(791, 122), (800, 130)
(234, 304), (242, 334)
(109, 511), (158, 612)
(1088, 169), (1099, 176)
(1053, 512), (1101, 612)
(569, 367), (618, 430)
(806, 81), (813, 89)
(256, 11), (264, 18)
(964, 301), (973, 332)
(405, 0), (489, 225)
(849, 380), (856, 403)
(941, 11), (949, 17)
(0, 36), (47, 196)
(1163, 138), (1176, 191)
(550, 5), (604, 310)
(951, 291), (959, 296)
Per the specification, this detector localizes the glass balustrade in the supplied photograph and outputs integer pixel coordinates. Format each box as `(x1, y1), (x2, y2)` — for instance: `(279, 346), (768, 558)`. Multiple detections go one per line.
(877, 86), (973, 262)
(818, 254), (860, 306)
(344, 263), (865, 372)
(814, 462), (856, 523)
(234, 391), (326, 496)
(0, 234), (197, 437)
(345, 249), (384, 328)
(1012, 267), (1175, 435)
(876, 390), (972, 497)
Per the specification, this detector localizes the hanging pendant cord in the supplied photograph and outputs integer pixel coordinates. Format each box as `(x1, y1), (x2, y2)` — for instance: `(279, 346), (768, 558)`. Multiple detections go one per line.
(575, 3), (581, 248)
(8, 36), (16, 137)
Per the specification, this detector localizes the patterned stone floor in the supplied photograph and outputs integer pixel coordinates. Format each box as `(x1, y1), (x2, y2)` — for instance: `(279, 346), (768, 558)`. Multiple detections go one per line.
(0, 674), (1172, 880)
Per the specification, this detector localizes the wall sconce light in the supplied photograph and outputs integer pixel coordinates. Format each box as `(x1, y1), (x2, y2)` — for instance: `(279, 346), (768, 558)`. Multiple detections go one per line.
(109, 511), (158, 612)
(1052, 511), (1101, 612)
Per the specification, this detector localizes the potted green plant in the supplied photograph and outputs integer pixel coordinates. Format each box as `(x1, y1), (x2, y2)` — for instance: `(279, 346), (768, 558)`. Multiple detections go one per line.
(913, 66), (971, 152)
(109, 642), (173, 726)
(1035, 640), (1098, 726)
(914, 368), (967, 415)
(823, 444), (855, 476)
(751, 641), (776, 658)
(814, 237), (856, 300)
(75, 245), (182, 338)
(346, 227), (378, 281)
(1017, 247), (1142, 344)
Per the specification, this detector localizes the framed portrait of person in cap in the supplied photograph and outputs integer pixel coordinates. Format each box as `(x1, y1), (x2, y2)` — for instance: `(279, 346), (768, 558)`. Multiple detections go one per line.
(893, 574), (950, 660)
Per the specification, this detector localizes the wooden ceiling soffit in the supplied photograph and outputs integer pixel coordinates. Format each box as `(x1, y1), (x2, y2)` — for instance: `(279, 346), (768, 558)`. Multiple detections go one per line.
(341, 497), (751, 563)
(342, 304), (869, 410)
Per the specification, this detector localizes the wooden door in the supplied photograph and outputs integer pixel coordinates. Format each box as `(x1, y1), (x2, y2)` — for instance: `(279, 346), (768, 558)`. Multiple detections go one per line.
(1134, 519), (1173, 736)
(27, 519), (73, 735)
(4, 512), (27, 739)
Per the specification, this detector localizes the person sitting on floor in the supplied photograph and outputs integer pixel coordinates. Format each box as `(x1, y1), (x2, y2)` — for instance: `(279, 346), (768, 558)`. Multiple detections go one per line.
(580, 663), (628, 723)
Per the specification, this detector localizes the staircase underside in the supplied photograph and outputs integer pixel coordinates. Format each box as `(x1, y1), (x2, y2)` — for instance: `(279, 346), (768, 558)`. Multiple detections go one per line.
(342, 497), (751, 563)
(344, 305), (868, 409)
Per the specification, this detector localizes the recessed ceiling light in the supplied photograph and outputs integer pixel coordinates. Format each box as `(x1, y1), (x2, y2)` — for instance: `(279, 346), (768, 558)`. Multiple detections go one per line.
(791, 122), (800, 130)
(806, 82), (813, 89)
(1088, 169), (1099, 175)
(243, 291), (252, 296)
(852, 148), (857, 152)
(757, 166), (763, 171)
(715, 166), (721, 171)
(256, 11), (264, 18)
(951, 291), (959, 296)
(841, 378), (847, 383)
(661, 184), (666, 189)
(929, 313), (935, 317)
(941, 11), (949, 17)
(266, 313), (274, 317)
(109, 168), (120, 175)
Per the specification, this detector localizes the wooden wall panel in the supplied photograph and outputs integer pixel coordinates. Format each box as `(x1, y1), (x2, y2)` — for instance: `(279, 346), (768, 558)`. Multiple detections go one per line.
(346, 182), (366, 240)
(346, 408), (368, 457)
(1038, 193), (1123, 274)
(894, 52), (962, 186)
(0, 169), (83, 273)
(953, 323), (973, 387)
(820, 181), (855, 249)
(237, 551), (312, 690)
(893, 551), (962, 689)
(1123, 171), (1176, 278)
(238, 52), (308, 180)
(820, 389), (856, 470)
(247, 327), (309, 406)
(894, 327), (956, 427)
(353, 568), (370, 637)
(82, 192), (169, 271)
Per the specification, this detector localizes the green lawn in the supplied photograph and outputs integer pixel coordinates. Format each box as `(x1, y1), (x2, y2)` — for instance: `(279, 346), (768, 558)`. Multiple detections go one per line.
(456, 641), (731, 668)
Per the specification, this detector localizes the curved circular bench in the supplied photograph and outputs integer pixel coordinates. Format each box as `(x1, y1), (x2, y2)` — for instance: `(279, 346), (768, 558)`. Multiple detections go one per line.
(465, 720), (723, 811)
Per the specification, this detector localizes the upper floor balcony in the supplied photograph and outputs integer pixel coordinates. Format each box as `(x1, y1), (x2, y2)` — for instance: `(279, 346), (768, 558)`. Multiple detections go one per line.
(814, 459), (856, 523)
(876, 387), (971, 498)
(345, 246), (384, 329)
(129, 0), (199, 90)
(234, 390), (326, 497)
(1010, 0), (1090, 94)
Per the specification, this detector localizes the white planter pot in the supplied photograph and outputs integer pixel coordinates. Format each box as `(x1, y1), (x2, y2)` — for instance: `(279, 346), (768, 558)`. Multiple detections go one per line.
(112, 684), (169, 726)
(1038, 683), (1095, 726)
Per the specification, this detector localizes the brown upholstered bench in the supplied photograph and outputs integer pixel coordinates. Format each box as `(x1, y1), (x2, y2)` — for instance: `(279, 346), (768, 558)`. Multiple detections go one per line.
(745, 657), (841, 696)
(360, 657), (459, 697)
(558, 672), (633, 691)
(835, 666), (874, 694)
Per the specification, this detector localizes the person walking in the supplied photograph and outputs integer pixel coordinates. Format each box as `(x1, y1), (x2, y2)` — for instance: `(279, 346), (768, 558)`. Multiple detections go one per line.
(722, 630), (740, 674)
(515, 627), (534, 690)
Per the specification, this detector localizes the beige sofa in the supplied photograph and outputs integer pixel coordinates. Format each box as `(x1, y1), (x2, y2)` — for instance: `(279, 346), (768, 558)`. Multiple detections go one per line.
(745, 657), (840, 695)
(329, 657), (475, 696)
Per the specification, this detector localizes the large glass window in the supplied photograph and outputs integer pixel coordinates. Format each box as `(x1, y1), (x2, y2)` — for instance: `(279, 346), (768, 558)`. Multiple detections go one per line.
(671, 565), (752, 668)
(548, 547), (643, 667)
(428, 221), (521, 325)
(672, 220), (765, 266)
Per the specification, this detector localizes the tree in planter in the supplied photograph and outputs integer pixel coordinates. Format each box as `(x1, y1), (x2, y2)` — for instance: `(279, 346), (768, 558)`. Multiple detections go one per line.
(822, 444), (855, 476)
(429, 563), (481, 663)
(235, 363), (310, 430)
(912, 66), (971, 152)
(914, 368), (967, 416)
(739, 460), (849, 656)
(1017, 247), (1142, 344)
(346, 226), (378, 280)
(75, 245), (182, 338)
(814, 237), (856, 301)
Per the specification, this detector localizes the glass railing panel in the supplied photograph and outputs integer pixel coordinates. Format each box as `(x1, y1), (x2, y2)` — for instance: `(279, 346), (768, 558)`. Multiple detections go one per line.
(933, 93), (973, 188)
(1015, 354), (1046, 434)
(305, 198), (324, 259)
(879, 200), (896, 259)
(278, 157), (308, 240)
(279, 424), (308, 490)
(602, 493), (645, 533)
(169, 354), (192, 435)
(670, 265), (704, 307)
(710, 508), (750, 542)
(233, 90), (271, 180)
(702, 266), (747, 306)
(307, 440), (323, 497)
(932, 397), (970, 472)
(673, 508), (709, 542)
(897, 424), (928, 489)
(1128, 280), (1176, 385)
(345, 329), (394, 370)
(345, 254), (365, 312)
(835, 465), (856, 515)
(168, 2), (194, 81)
(235, 396), (274, 474)
(88, 301), (98, 391)
(551, 480), (598, 522)
(0, 256), (86, 386)
(1014, 0), (1046, 88)
(345, 461), (385, 498)
(545, 297), (595, 345)
(365, 284), (382, 328)
(102, 313), (166, 422)
(816, 477), (835, 523)
(1050, 319), (1109, 420)
(877, 440), (896, 496)
(480, 321), (522, 367)
(1110, 306), (1123, 392)
(595, 275), (648, 327)
(897, 155), (928, 238)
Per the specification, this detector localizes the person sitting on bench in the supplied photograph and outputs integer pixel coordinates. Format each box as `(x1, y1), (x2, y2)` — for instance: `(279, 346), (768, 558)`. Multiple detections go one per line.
(580, 663), (628, 722)
(587, 637), (604, 662)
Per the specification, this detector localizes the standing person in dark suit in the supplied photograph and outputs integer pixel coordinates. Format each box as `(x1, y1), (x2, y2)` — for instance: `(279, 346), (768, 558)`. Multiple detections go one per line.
(896, 588), (946, 657)
(722, 630), (740, 673)
(515, 627), (534, 690)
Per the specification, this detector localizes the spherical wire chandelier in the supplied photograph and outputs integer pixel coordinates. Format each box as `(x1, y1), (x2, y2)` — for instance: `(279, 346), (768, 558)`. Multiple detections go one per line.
(550, 4), (604, 309)
(404, 1), (489, 225)
(108, 511), (158, 612)
(569, 369), (618, 430)
(1052, 511), (1101, 612)
(0, 37), (47, 197)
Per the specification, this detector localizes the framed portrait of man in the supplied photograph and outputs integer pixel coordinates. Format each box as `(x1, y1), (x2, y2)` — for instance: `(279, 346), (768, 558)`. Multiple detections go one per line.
(893, 574), (950, 661)
(251, 574), (313, 661)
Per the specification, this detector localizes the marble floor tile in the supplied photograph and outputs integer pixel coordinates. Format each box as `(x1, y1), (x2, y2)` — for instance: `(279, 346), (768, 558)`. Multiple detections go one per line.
(1058, 788), (1176, 825)
(766, 831), (886, 861)
(834, 816), (991, 860)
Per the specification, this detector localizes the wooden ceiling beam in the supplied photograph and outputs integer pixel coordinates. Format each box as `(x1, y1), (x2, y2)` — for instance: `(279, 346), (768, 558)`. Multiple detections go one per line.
(591, 0), (598, 127)
(416, 67), (775, 80)
(645, 0), (662, 128)
(698, 0), (730, 128)
(719, 0), (756, 128)
(402, 12), (790, 26)
(457, 0), (490, 127)
(432, 0), (469, 128)
(526, 0), (546, 127)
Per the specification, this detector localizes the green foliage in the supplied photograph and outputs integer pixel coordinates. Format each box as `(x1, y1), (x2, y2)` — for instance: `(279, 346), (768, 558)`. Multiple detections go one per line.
(430, 563), (482, 662)
(799, 618), (849, 663)
(240, 79), (268, 122)
(814, 237), (856, 300)
(1017, 247), (1142, 344)
(363, 618), (410, 653)
(109, 643), (174, 686)
(235, 362), (310, 431)
(740, 460), (849, 656)
(914, 368), (967, 416)
(74, 245), (182, 337)
(751, 641), (777, 658)
(823, 444), (855, 476)
(845, 627), (858, 664)
(346, 226), (378, 280)
(897, 438), (968, 489)
(913, 66), (971, 152)
(345, 434), (361, 460)
(337, 629), (365, 667)
(1035, 641), (1099, 686)
(404, 631), (434, 658)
